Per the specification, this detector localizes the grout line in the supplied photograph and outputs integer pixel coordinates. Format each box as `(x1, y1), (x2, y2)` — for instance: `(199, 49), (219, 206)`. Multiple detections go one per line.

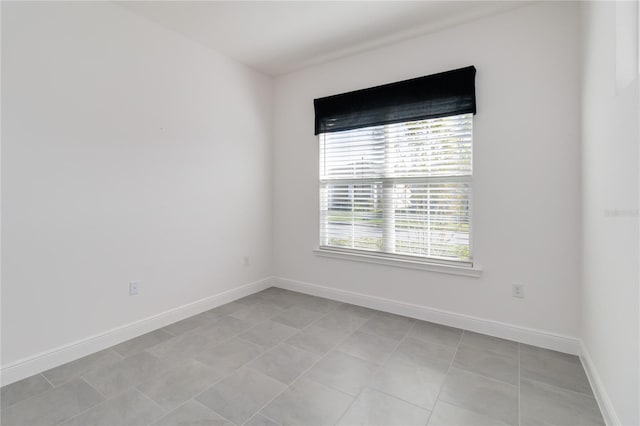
(240, 311), (369, 425)
(190, 293), (355, 425)
(334, 317), (419, 424)
(134, 344), (263, 425)
(60, 377), (123, 425)
(1, 290), (268, 424)
(215, 291), (593, 424)
(188, 369), (251, 426)
(8, 290), (590, 426)
(365, 385), (437, 413)
(518, 342), (521, 426)
(0, 377), (57, 410)
(109, 348), (126, 361)
(78, 376), (108, 400)
(192, 398), (236, 424)
(456, 339), (520, 360)
(194, 398), (239, 426)
(135, 387), (169, 415)
(247, 411), (281, 426)
(444, 364), (519, 388)
(429, 326), (463, 414)
(39, 372), (56, 388)
(257, 413), (282, 425)
(161, 327), (178, 337)
(428, 329), (523, 426)
(235, 335), (267, 349)
(520, 375), (601, 399)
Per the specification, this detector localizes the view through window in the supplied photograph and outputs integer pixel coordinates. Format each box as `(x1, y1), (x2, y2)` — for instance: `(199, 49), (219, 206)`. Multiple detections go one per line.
(319, 113), (473, 265)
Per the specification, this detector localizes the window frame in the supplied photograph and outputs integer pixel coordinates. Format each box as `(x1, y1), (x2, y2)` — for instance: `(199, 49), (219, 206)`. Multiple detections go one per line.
(317, 114), (479, 276)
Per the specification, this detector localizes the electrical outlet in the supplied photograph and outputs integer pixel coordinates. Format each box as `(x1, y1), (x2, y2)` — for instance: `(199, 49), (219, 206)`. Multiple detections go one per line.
(243, 256), (250, 267)
(129, 281), (140, 296)
(512, 283), (524, 299)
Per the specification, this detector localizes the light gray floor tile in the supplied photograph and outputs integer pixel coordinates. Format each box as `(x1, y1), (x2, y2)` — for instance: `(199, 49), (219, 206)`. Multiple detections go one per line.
(256, 291), (301, 310)
(294, 295), (342, 314)
(438, 368), (519, 426)
(152, 400), (234, 426)
(162, 314), (213, 336)
(0, 374), (53, 409)
(230, 303), (283, 324)
(62, 388), (164, 426)
(393, 337), (455, 372)
(305, 350), (377, 396)
(194, 316), (254, 343)
(460, 331), (518, 358)
(272, 306), (322, 329)
(112, 329), (174, 358)
(286, 325), (349, 355)
(333, 303), (376, 320)
(261, 378), (354, 426)
(258, 287), (285, 297)
(257, 297), (298, 311)
(358, 313), (414, 341)
(196, 368), (286, 426)
(258, 298), (290, 313)
(81, 351), (169, 398)
(408, 321), (462, 348)
(245, 413), (280, 426)
(520, 344), (593, 395)
(195, 338), (263, 373)
(42, 349), (122, 387)
(277, 292), (317, 306)
(208, 302), (249, 316)
(338, 388), (431, 426)
(520, 378), (605, 426)
(147, 331), (216, 364)
(428, 400), (508, 426)
(247, 343), (319, 385)
(314, 310), (369, 333)
(239, 320), (299, 350)
(1, 378), (103, 426)
(0, 292), (605, 426)
(369, 357), (446, 410)
(452, 344), (518, 385)
(337, 330), (398, 364)
(137, 359), (223, 411)
(200, 308), (227, 321)
(236, 293), (272, 307)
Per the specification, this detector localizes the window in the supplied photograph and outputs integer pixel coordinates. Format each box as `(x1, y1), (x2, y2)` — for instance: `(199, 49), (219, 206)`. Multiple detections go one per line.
(314, 66), (476, 267)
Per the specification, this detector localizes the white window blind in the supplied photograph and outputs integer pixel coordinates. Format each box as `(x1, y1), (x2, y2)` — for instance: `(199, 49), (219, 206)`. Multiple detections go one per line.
(319, 113), (472, 265)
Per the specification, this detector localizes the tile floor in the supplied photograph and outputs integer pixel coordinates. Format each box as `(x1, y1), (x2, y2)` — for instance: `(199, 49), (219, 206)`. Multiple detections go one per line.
(0, 288), (605, 426)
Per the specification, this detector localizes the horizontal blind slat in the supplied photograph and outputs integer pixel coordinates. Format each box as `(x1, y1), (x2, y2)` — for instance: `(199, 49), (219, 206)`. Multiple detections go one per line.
(319, 113), (472, 263)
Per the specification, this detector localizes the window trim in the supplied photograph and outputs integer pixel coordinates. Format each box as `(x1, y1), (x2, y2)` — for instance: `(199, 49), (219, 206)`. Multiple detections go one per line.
(313, 246), (482, 277)
(318, 115), (474, 266)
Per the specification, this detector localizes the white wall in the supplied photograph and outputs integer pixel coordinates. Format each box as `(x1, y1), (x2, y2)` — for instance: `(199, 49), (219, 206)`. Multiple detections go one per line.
(273, 3), (582, 338)
(6, 5), (637, 415)
(1, 2), (272, 366)
(581, 2), (640, 425)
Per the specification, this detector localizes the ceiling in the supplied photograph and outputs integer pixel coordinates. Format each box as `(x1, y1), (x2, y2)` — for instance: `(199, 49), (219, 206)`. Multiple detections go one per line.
(117, 1), (524, 76)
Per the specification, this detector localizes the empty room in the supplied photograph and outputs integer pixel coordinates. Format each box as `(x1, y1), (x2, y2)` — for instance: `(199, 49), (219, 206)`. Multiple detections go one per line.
(1, 1), (638, 425)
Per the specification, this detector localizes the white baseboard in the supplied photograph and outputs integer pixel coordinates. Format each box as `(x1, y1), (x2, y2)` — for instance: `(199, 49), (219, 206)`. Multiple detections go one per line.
(273, 276), (581, 355)
(580, 341), (621, 426)
(0, 277), (273, 386)
(2, 275), (585, 387)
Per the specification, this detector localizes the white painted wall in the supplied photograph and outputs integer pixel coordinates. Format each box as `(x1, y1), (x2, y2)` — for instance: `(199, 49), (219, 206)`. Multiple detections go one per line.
(581, 2), (640, 425)
(1, 2), (273, 366)
(273, 2), (582, 337)
(6, 5), (636, 415)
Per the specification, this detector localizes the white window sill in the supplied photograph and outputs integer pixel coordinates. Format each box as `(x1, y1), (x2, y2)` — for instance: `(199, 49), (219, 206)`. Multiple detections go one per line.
(313, 247), (483, 277)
